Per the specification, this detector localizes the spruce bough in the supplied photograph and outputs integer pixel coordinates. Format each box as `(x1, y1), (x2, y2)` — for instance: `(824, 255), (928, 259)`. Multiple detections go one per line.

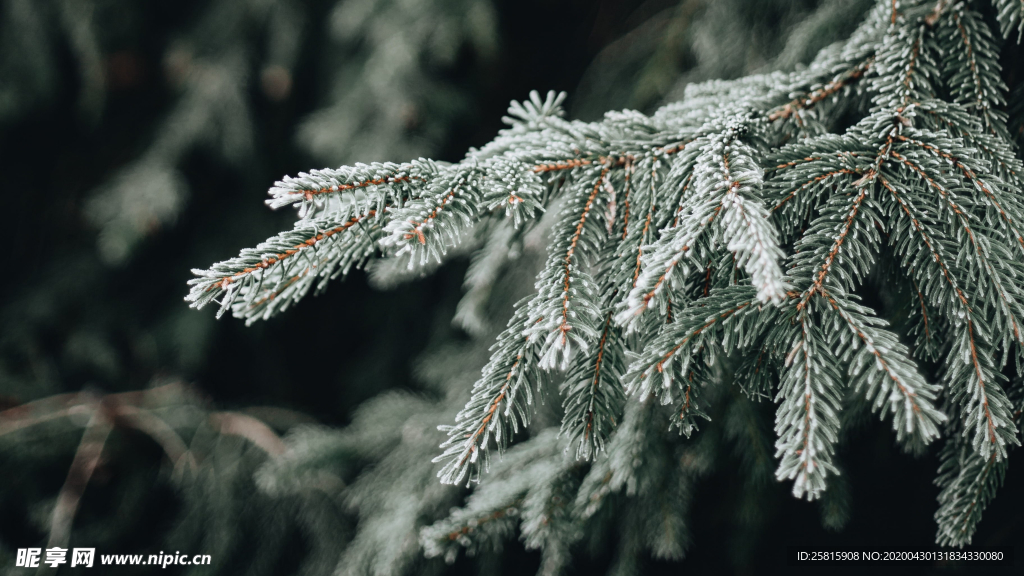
(188, 0), (1024, 551)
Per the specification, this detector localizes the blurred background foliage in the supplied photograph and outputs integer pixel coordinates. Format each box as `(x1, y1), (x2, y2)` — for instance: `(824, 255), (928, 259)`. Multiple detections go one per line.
(0, 0), (1020, 574)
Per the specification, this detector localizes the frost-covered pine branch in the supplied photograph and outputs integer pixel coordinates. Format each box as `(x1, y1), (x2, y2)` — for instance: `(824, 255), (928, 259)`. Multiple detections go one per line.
(189, 0), (1024, 558)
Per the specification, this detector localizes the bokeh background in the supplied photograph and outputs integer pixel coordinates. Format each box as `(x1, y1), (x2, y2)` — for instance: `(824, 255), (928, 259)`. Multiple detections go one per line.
(0, 0), (1020, 574)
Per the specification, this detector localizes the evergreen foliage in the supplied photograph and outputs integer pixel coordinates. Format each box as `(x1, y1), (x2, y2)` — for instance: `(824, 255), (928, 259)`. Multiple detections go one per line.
(188, 0), (1024, 559)
(0, 0), (496, 572)
(4, 0), (1024, 574)
(69, 0), (495, 265)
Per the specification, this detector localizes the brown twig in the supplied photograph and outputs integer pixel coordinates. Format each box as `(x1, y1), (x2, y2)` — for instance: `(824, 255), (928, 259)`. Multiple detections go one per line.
(45, 403), (113, 555)
(209, 412), (286, 456)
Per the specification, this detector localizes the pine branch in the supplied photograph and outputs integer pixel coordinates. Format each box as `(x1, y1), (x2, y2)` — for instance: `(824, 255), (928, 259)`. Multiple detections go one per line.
(424, 431), (577, 564)
(185, 0), (1024, 552)
(626, 286), (764, 408)
(380, 159), (545, 266)
(900, 264), (946, 361)
(265, 161), (431, 216)
(888, 130), (1024, 346)
(876, 165), (1020, 460)
(894, 124), (1024, 261)
(934, 383), (1024, 546)
(617, 120), (787, 331)
(527, 165), (611, 371)
(821, 289), (945, 444)
(789, 168), (878, 307)
(872, 10), (940, 109)
(698, 128), (788, 304)
(434, 302), (541, 486)
(938, 4), (1010, 138)
(187, 210), (381, 323)
(381, 163), (488, 265)
(574, 399), (663, 517)
(934, 437), (1007, 547)
(616, 157), (707, 327)
(732, 337), (778, 400)
(772, 307), (844, 500)
(560, 308), (627, 460)
(767, 55), (874, 132)
(993, 0), (1024, 41)
(768, 135), (873, 241)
